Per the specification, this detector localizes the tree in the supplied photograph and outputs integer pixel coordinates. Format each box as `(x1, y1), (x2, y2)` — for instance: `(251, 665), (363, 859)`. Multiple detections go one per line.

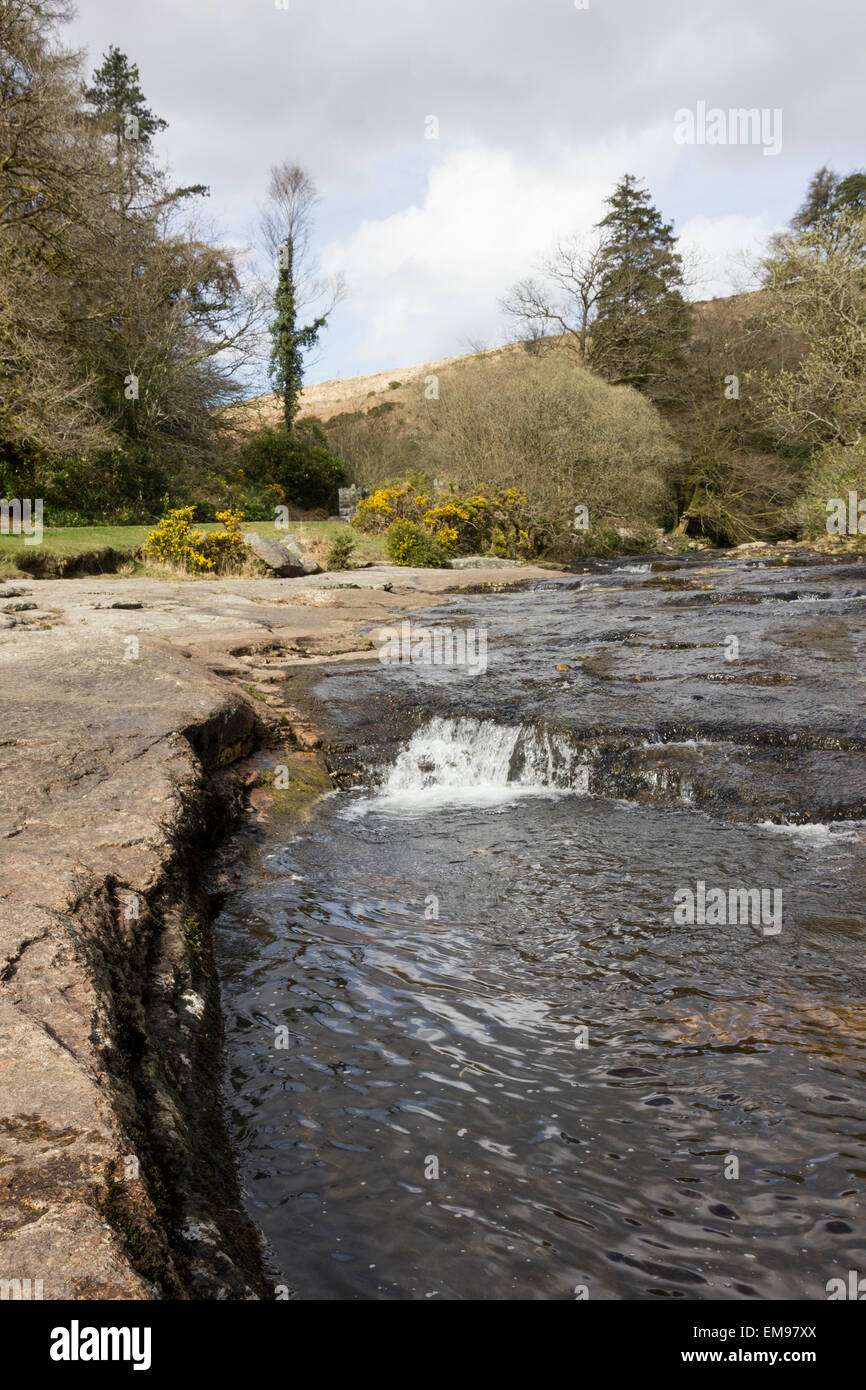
(0, 2), (260, 516)
(835, 172), (866, 217)
(756, 209), (866, 451)
(84, 45), (206, 210)
(261, 162), (341, 430)
(238, 419), (345, 511)
(75, 42), (254, 459)
(0, 0), (111, 460)
(792, 165), (866, 236)
(501, 232), (606, 359)
(590, 174), (692, 394)
(84, 44), (166, 149)
(791, 166), (839, 233)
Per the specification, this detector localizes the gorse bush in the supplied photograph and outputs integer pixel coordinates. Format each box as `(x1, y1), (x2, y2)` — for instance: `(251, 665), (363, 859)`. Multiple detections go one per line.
(354, 482), (542, 558)
(142, 507), (246, 573)
(353, 480), (429, 529)
(384, 520), (451, 567)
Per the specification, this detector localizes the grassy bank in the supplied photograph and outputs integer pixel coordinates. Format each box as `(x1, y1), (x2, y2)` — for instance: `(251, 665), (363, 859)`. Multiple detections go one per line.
(0, 519), (387, 577)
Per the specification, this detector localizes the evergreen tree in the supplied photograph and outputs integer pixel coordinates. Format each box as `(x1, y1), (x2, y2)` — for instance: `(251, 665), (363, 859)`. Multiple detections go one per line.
(791, 165), (839, 232)
(792, 166), (866, 233)
(84, 46), (206, 205)
(835, 171), (866, 216)
(84, 45), (167, 149)
(269, 233), (327, 429)
(787, 166), (866, 260)
(590, 174), (692, 392)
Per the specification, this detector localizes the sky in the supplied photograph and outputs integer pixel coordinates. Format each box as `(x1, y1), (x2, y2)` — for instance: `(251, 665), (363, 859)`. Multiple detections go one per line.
(66, 0), (864, 387)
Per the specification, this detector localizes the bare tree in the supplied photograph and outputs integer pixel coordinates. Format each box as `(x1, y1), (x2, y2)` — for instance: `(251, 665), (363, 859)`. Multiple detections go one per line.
(501, 232), (607, 359)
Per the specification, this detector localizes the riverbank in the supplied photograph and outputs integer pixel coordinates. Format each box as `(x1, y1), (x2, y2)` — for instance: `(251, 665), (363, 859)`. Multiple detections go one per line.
(0, 560), (551, 1299)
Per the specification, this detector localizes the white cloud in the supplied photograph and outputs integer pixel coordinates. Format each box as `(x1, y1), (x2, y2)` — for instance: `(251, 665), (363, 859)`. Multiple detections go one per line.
(320, 140), (776, 372)
(679, 213), (775, 301)
(67, 0), (865, 379)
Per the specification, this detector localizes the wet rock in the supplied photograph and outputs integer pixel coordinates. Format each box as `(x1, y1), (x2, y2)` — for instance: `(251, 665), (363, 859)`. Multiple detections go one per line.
(323, 580), (393, 592)
(449, 555), (525, 569)
(2, 601), (36, 612)
(0, 585), (28, 598)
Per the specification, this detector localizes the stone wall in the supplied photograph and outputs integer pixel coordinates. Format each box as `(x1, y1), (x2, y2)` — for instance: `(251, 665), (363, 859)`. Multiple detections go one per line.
(338, 486), (367, 523)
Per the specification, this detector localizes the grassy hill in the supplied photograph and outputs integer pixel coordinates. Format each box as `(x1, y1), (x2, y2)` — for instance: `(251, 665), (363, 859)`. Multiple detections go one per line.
(235, 341), (526, 429)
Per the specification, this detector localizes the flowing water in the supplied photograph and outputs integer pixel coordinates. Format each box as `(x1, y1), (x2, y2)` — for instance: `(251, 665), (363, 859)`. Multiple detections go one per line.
(215, 558), (866, 1300)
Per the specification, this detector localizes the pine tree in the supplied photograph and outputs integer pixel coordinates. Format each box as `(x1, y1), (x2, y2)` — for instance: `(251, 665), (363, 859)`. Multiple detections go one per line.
(835, 171), (866, 216)
(791, 166), (839, 232)
(590, 174), (692, 392)
(792, 166), (866, 232)
(787, 167), (866, 261)
(84, 45), (167, 150)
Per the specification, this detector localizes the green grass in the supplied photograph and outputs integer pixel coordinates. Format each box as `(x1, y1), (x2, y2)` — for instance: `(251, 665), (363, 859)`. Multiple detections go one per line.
(0, 518), (386, 576)
(0, 524), (151, 559)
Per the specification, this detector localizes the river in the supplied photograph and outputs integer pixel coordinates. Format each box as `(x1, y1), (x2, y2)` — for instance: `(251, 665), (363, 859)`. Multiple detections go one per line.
(214, 551), (866, 1300)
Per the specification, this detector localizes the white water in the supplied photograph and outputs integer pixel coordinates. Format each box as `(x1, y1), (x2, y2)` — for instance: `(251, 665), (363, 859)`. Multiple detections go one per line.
(757, 819), (866, 846)
(345, 716), (588, 814)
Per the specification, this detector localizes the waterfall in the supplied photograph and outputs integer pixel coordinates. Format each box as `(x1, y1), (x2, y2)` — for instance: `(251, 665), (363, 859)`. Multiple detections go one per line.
(356, 716), (588, 811)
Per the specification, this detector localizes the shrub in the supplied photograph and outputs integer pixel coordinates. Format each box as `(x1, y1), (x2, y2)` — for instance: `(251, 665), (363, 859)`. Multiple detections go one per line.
(355, 481), (546, 558)
(329, 347), (679, 535)
(142, 507), (246, 574)
(384, 520), (451, 567)
(792, 441), (866, 540)
(237, 421), (346, 511)
(326, 531), (357, 570)
(353, 481), (428, 532)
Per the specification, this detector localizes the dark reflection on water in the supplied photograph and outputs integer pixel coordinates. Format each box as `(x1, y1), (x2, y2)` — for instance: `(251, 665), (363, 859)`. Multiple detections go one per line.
(214, 790), (866, 1300)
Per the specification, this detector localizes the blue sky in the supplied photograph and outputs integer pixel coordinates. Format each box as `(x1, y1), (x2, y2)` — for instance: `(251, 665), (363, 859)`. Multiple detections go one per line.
(67, 0), (864, 388)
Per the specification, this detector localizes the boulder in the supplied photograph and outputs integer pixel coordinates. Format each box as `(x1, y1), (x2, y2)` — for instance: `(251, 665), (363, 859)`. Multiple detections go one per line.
(243, 532), (319, 577)
(281, 539), (320, 575)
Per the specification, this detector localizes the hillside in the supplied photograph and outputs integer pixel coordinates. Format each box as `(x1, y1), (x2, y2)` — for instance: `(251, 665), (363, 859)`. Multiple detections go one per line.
(234, 294), (759, 432)
(236, 341), (526, 430)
